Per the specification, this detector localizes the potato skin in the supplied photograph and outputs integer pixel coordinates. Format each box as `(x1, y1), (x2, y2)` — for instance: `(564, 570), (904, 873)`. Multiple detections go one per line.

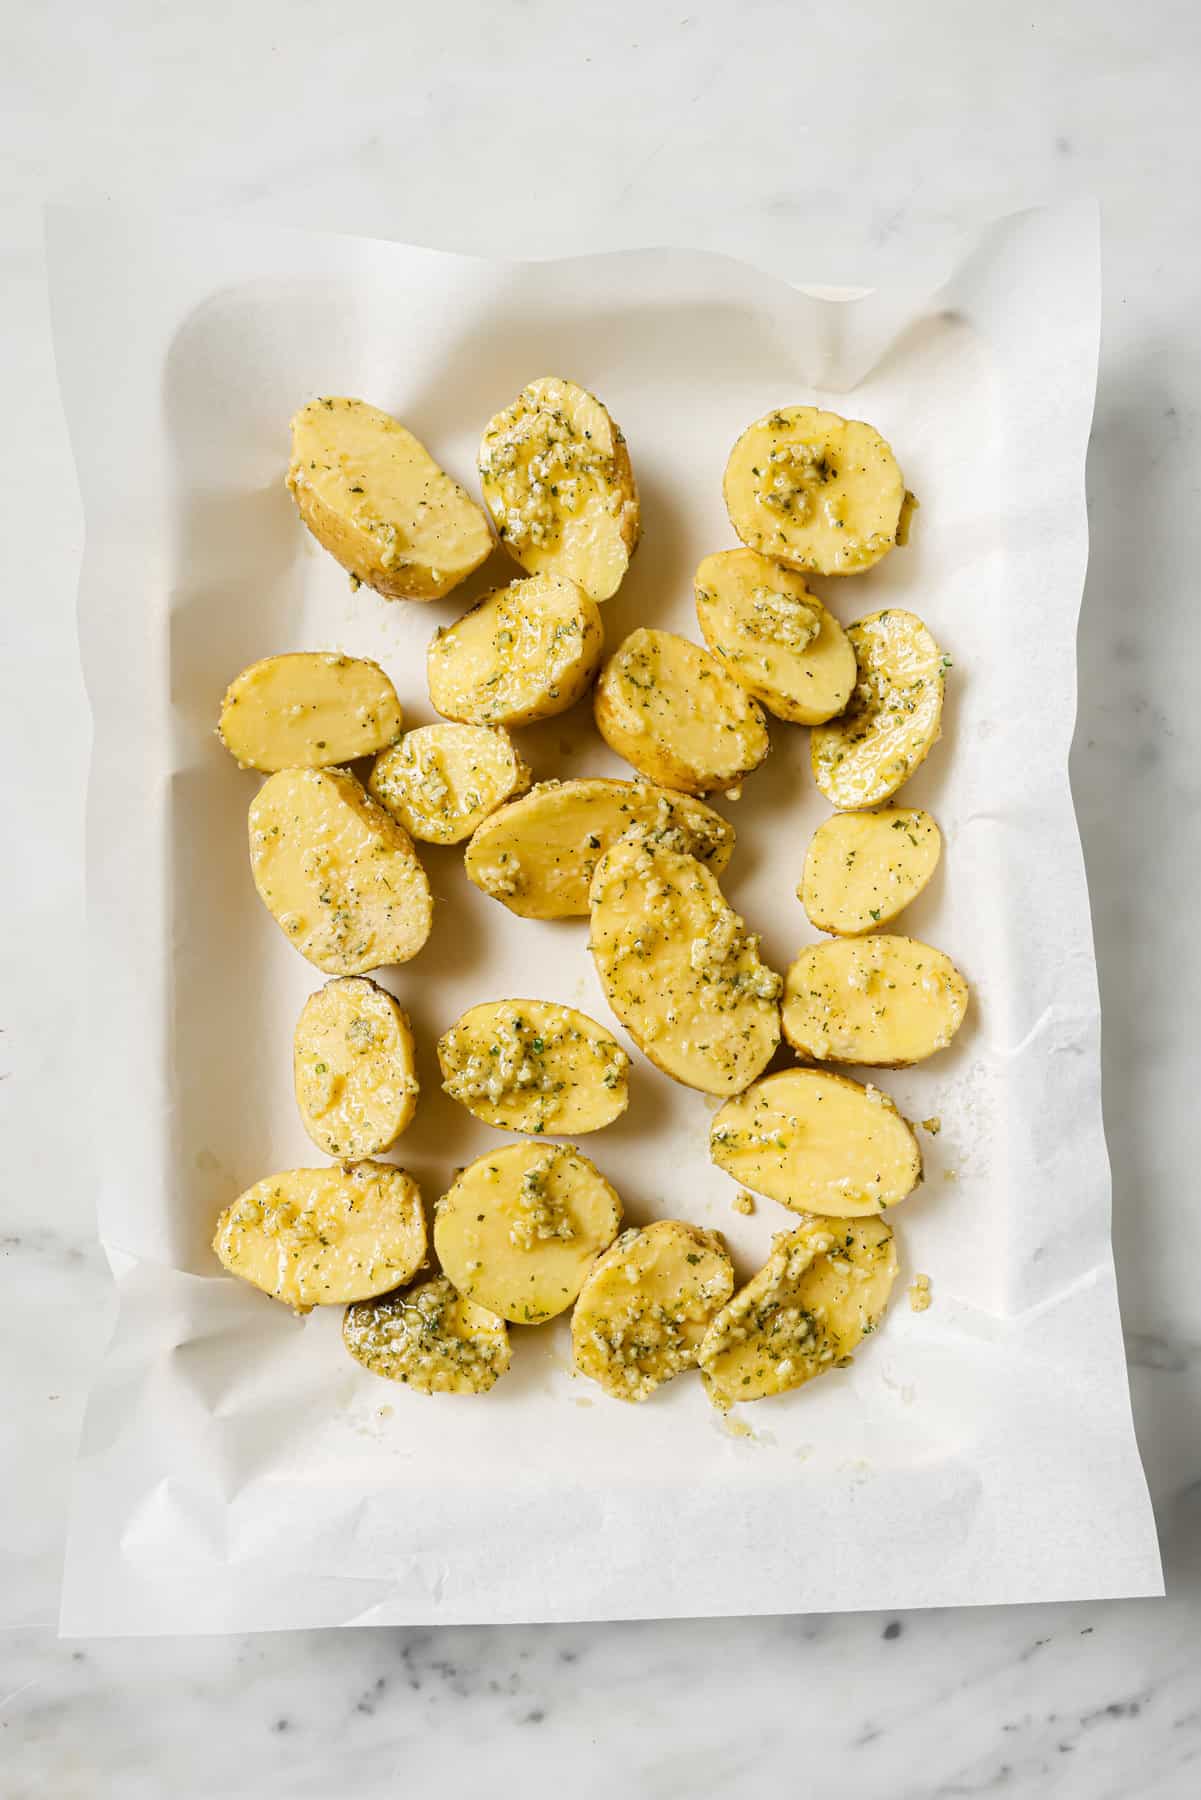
(343, 1277), (510, 1395)
(593, 627), (770, 795)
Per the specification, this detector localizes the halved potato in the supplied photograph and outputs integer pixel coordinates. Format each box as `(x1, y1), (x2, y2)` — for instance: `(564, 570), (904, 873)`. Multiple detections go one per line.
(594, 627), (770, 795)
(811, 610), (946, 809)
(783, 935), (968, 1066)
(438, 999), (628, 1135)
(463, 778), (735, 919)
(699, 1215), (897, 1405)
(434, 1143), (622, 1324)
(343, 1276), (510, 1394)
(571, 1220), (735, 1402)
(218, 652), (404, 773)
(710, 1069), (921, 1216)
(478, 376), (640, 601)
(589, 834), (781, 1096)
(428, 573), (603, 727)
(249, 768), (432, 974)
(293, 976), (418, 1160)
(286, 397), (493, 601)
(212, 1161), (427, 1309)
(801, 807), (941, 935)
(368, 722), (530, 844)
(723, 406), (907, 577)
(694, 548), (856, 725)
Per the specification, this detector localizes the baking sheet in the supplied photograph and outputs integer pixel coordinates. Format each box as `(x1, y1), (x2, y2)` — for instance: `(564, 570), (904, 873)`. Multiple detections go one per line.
(46, 201), (1162, 1633)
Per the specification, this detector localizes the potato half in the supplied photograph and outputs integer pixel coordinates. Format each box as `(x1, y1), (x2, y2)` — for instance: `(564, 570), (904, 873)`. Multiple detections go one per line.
(438, 999), (629, 1135)
(478, 376), (640, 601)
(369, 722), (530, 844)
(710, 1069), (921, 1216)
(293, 976), (418, 1160)
(694, 548), (856, 725)
(800, 807), (941, 935)
(428, 573), (603, 727)
(286, 397), (493, 601)
(594, 627), (770, 795)
(811, 609), (946, 809)
(435, 1143), (622, 1324)
(464, 778), (735, 920)
(218, 652), (404, 773)
(343, 1276), (510, 1394)
(589, 834), (781, 1097)
(213, 1162), (427, 1309)
(783, 935), (968, 1066)
(249, 768), (432, 974)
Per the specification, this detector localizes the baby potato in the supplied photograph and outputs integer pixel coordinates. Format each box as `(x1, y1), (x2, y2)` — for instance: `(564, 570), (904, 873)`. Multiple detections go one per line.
(249, 768), (432, 974)
(343, 1276), (510, 1394)
(293, 976), (418, 1160)
(464, 778), (735, 920)
(710, 1069), (921, 1216)
(427, 573), (603, 727)
(594, 627), (770, 795)
(698, 1215), (897, 1406)
(478, 376), (640, 602)
(212, 1161), (427, 1309)
(438, 999), (628, 1135)
(723, 405), (908, 577)
(434, 1142), (623, 1324)
(368, 722), (530, 844)
(811, 609), (946, 809)
(218, 652), (404, 773)
(571, 1220), (735, 1403)
(800, 807), (941, 935)
(589, 834), (781, 1097)
(694, 548), (856, 725)
(286, 396), (493, 601)
(782, 935), (968, 1066)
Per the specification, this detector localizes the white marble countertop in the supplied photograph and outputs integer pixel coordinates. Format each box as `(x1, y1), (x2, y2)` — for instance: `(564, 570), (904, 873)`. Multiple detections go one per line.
(3, 2), (1199, 1792)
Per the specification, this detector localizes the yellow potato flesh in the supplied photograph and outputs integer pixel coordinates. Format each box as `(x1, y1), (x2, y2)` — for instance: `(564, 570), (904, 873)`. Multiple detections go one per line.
(571, 1220), (735, 1402)
(343, 1276), (510, 1394)
(218, 652), (404, 773)
(782, 935), (968, 1066)
(694, 549), (856, 725)
(811, 609), (946, 809)
(427, 573), (603, 727)
(593, 627), (770, 795)
(438, 999), (628, 1135)
(293, 976), (418, 1160)
(369, 723), (530, 845)
(800, 807), (941, 935)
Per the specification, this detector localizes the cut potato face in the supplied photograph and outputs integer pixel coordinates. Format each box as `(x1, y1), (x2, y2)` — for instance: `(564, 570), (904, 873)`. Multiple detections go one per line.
(710, 1069), (921, 1216)
(589, 834), (781, 1097)
(428, 573), (603, 727)
(694, 548), (856, 725)
(464, 778), (735, 920)
(811, 610), (946, 809)
(699, 1215), (897, 1406)
(249, 768), (432, 974)
(343, 1276), (510, 1394)
(438, 999), (628, 1135)
(293, 976), (418, 1160)
(368, 723), (530, 844)
(286, 397), (493, 601)
(213, 1162), (427, 1309)
(723, 406), (907, 577)
(571, 1220), (735, 1403)
(478, 376), (640, 602)
(435, 1143), (622, 1324)
(218, 652), (403, 773)
(783, 935), (968, 1067)
(801, 807), (941, 935)
(594, 627), (770, 795)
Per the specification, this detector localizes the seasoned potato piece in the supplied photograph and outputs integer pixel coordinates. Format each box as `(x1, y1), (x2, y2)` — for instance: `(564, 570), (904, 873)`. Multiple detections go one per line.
(710, 1069), (921, 1216)
(286, 396), (492, 601)
(723, 406), (907, 577)
(428, 574), (603, 727)
(594, 628), (770, 795)
(368, 723), (530, 844)
(249, 768), (432, 974)
(212, 1161), (426, 1309)
(699, 1215), (897, 1405)
(783, 935), (968, 1066)
(293, 976), (418, 1160)
(464, 778), (735, 919)
(435, 1143), (622, 1324)
(571, 1220), (735, 1402)
(694, 549), (856, 725)
(343, 1276), (510, 1394)
(478, 376), (640, 601)
(218, 652), (403, 773)
(811, 610), (946, 809)
(438, 1000), (628, 1135)
(801, 807), (941, 935)
(589, 834), (781, 1097)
